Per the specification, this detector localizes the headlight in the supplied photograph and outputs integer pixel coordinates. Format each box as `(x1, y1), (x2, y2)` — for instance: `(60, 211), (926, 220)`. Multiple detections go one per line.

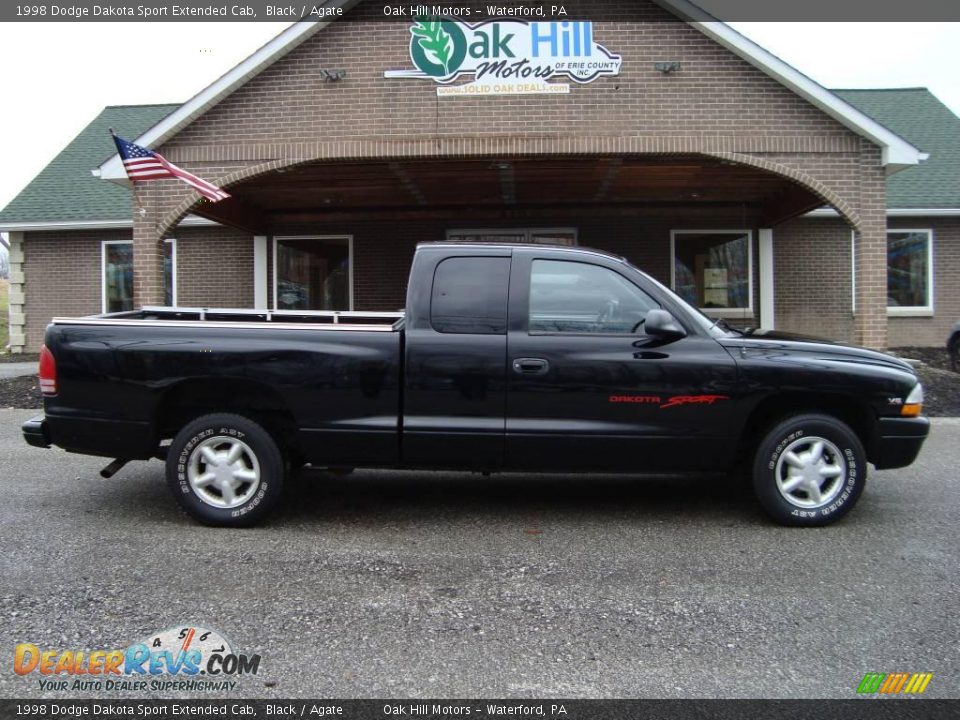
(902, 383), (924, 417)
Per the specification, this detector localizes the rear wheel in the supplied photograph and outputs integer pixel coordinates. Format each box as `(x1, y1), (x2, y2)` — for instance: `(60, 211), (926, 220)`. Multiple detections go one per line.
(752, 413), (866, 527)
(166, 413), (284, 527)
(949, 335), (959, 372)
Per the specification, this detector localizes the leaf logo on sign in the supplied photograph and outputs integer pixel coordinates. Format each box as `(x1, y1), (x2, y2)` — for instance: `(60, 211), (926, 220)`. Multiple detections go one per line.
(411, 20), (454, 76)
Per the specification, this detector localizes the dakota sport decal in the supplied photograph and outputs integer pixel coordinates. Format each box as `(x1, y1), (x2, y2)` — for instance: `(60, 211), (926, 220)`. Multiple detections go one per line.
(609, 394), (731, 409)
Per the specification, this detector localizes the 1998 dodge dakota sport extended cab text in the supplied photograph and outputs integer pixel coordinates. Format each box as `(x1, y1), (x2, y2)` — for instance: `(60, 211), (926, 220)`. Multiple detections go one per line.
(22, 242), (929, 527)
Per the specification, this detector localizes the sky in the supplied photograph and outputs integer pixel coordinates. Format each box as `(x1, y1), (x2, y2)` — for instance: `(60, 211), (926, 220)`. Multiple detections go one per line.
(0, 20), (958, 222)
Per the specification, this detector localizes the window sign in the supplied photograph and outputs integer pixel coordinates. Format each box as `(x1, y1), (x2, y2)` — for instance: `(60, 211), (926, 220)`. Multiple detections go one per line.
(671, 231), (752, 314)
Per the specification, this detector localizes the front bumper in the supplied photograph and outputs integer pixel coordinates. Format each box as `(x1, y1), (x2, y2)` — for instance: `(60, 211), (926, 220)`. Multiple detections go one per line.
(22, 415), (51, 449)
(873, 416), (930, 470)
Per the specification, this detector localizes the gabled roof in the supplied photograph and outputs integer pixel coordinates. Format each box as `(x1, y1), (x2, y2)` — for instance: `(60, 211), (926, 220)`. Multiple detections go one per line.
(96, 3), (357, 182)
(835, 89), (960, 209)
(0, 104), (178, 228)
(97, 2), (924, 182)
(655, 0), (924, 171)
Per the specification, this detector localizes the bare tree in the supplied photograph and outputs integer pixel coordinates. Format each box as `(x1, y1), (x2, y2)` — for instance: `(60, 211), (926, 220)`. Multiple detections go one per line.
(0, 242), (8, 279)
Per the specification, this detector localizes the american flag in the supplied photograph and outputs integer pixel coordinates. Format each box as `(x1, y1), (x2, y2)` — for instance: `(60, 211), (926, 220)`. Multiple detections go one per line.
(111, 134), (230, 202)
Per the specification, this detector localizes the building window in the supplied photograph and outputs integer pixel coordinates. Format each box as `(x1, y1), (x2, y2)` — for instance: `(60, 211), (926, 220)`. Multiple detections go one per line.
(671, 230), (752, 315)
(447, 228), (577, 246)
(164, 239), (177, 307)
(101, 239), (176, 313)
(273, 236), (352, 311)
(887, 230), (933, 314)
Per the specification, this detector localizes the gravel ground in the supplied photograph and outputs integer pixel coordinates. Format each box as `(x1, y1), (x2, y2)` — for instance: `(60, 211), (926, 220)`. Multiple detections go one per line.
(0, 375), (40, 410)
(0, 410), (958, 700)
(890, 347), (960, 417)
(893, 346), (953, 371)
(0, 352), (38, 364)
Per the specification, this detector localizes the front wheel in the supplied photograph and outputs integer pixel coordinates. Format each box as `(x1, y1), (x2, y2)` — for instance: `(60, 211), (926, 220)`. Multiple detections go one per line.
(166, 413), (284, 527)
(752, 414), (866, 527)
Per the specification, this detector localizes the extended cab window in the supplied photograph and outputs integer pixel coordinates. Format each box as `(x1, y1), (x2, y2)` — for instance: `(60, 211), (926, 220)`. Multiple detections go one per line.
(529, 260), (659, 334)
(431, 257), (510, 334)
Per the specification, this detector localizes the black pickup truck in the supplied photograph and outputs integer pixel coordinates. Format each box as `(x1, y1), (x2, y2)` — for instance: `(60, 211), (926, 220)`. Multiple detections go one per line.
(23, 242), (929, 527)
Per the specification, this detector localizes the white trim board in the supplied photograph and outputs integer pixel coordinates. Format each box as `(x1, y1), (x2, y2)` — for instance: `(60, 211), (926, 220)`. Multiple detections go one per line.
(0, 215), (219, 233)
(806, 208), (960, 219)
(253, 235), (268, 310)
(758, 228), (774, 329)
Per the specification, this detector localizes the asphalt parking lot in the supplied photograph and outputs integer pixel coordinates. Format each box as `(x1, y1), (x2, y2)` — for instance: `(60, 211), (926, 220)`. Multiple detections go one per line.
(1, 409), (957, 699)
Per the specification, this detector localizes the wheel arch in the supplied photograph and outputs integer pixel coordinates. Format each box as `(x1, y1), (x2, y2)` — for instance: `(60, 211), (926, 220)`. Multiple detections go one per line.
(738, 392), (876, 464)
(156, 378), (298, 448)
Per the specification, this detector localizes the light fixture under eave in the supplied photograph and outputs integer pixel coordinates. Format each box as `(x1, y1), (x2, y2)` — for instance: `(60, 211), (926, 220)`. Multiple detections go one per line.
(654, 61), (681, 74)
(320, 69), (347, 82)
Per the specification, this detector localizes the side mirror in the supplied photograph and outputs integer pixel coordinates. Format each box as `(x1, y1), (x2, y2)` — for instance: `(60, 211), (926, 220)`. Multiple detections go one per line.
(644, 309), (687, 341)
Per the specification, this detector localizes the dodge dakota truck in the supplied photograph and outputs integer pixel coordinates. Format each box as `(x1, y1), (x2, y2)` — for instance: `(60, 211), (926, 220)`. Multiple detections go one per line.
(22, 242), (929, 527)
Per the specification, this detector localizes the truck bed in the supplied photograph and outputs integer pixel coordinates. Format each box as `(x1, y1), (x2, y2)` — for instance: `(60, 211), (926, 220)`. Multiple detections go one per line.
(40, 305), (405, 464)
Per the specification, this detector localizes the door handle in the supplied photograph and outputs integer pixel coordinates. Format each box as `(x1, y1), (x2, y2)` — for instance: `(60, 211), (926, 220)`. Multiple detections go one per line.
(513, 358), (550, 375)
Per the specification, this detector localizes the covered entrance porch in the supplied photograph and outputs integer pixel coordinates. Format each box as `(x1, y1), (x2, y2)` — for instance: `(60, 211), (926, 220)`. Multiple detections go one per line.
(143, 152), (860, 337)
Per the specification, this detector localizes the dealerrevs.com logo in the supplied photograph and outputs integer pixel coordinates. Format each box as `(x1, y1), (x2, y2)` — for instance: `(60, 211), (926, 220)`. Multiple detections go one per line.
(14, 625), (261, 693)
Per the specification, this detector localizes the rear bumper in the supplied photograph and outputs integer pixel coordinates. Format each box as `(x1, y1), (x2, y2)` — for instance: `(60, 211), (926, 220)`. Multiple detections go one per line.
(22, 415), (51, 449)
(872, 416), (930, 470)
(23, 413), (154, 459)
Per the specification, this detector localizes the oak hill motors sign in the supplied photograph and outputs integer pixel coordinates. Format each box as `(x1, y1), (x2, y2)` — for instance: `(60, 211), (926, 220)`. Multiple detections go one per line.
(384, 19), (622, 96)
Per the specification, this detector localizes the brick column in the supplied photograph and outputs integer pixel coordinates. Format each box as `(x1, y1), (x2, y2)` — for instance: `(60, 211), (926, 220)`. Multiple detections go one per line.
(7, 231), (26, 352)
(132, 186), (165, 307)
(853, 142), (889, 350)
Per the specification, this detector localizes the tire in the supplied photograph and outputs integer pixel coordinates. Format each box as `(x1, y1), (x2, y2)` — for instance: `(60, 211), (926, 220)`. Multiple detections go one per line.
(949, 337), (959, 372)
(166, 413), (284, 527)
(751, 413), (866, 527)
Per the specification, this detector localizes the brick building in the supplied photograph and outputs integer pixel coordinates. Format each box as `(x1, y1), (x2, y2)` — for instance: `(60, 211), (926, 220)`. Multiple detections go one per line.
(2, 2), (957, 352)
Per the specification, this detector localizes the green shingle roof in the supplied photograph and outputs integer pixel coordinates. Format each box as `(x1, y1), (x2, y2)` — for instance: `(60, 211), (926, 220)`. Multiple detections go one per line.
(0, 104), (179, 225)
(835, 88), (960, 209)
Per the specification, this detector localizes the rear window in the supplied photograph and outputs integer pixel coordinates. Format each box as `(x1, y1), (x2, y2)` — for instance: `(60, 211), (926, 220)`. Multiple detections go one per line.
(430, 257), (510, 335)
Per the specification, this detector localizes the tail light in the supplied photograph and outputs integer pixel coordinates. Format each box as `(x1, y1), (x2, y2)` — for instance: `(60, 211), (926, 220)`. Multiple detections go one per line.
(38, 345), (57, 396)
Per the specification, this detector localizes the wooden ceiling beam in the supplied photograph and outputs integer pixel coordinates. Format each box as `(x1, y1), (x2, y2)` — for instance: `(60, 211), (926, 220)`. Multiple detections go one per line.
(266, 201), (766, 226)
